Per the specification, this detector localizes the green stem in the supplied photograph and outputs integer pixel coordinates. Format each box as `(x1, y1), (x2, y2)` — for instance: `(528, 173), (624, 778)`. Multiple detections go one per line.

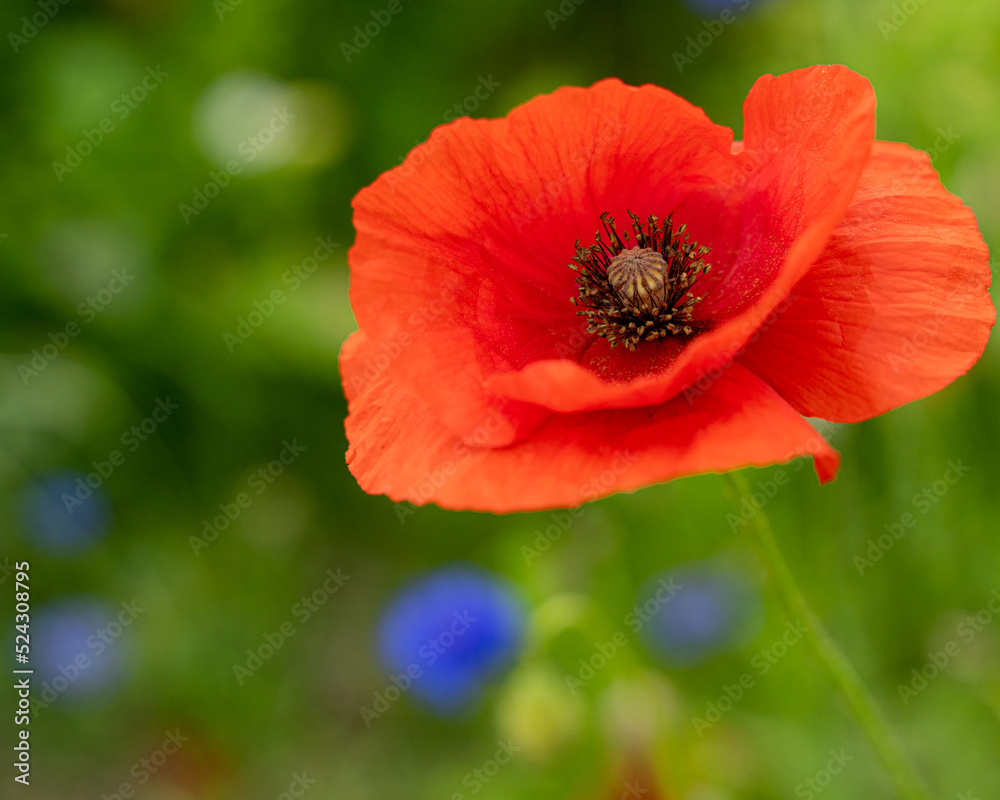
(726, 471), (933, 800)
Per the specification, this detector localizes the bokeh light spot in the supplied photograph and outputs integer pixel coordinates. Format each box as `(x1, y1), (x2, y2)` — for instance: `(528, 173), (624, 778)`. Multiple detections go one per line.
(20, 471), (111, 555)
(376, 564), (525, 715)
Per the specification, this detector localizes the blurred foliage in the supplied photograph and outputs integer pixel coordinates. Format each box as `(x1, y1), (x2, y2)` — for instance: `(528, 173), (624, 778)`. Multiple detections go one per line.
(1, 0), (998, 798)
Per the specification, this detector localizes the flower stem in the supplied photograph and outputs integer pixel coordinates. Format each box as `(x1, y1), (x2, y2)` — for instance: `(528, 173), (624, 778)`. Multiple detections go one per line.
(726, 471), (932, 800)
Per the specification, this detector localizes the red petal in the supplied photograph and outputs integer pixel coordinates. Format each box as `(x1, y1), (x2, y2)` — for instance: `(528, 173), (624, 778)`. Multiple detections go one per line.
(738, 141), (995, 421)
(486, 65), (877, 413)
(348, 78), (739, 441)
(342, 333), (839, 512)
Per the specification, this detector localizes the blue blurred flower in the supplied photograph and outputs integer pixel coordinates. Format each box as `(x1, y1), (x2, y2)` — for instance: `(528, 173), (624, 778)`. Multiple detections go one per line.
(635, 561), (762, 666)
(20, 471), (111, 555)
(376, 565), (525, 715)
(33, 597), (126, 704)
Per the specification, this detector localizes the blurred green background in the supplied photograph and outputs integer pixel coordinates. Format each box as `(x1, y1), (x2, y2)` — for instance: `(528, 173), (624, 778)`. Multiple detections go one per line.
(1, 0), (998, 797)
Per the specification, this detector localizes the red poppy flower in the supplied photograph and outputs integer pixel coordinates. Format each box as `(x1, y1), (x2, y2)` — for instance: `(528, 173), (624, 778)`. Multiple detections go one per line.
(341, 65), (993, 513)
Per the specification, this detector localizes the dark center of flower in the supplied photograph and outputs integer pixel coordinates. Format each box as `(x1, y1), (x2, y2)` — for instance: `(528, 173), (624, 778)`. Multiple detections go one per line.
(570, 211), (713, 350)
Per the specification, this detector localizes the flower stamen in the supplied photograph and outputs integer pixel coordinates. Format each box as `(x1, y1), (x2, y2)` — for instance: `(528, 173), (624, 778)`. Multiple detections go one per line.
(570, 211), (712, 350)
